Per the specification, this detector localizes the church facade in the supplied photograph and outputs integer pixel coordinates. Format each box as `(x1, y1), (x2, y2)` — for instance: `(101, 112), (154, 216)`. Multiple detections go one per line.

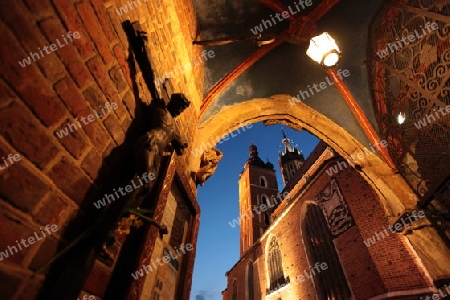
(223, 136), (433, 299)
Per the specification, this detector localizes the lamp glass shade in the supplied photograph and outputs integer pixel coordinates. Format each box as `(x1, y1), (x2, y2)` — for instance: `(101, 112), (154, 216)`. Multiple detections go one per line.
(306, 32), (340, 66)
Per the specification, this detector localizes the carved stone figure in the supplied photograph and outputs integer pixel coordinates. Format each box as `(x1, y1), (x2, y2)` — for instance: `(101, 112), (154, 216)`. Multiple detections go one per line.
(99, 94), (191, 264)
(132, 93), (190, 205)
(195, 147), (223, 186)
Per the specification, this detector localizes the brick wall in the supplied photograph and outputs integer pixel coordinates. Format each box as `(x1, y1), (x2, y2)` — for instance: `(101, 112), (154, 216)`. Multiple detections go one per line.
(0, 0), (203, 298)
(332, 164), (430, 295)
(225, 157), (432, 299)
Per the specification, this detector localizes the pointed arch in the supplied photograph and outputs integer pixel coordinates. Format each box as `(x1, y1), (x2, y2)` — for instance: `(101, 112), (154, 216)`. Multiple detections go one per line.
(193, 95), (418, 219)
(260, 176), (267, 187)
(232, 279), (238, 300)
(301, 201), (352, 299)
(260, 194), (271, 226)
(266, 235), (287, 292)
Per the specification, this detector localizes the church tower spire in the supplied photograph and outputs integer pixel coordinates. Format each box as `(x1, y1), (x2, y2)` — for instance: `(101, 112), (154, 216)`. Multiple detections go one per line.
(279, 131), (304, 186)
(237, 144), (279, 256)
(282, 130), (293, 152)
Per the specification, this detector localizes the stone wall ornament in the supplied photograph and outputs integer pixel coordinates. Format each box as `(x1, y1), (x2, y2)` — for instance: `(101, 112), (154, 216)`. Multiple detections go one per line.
(316, 178), (354, 238)
(195, 147), (223, 186)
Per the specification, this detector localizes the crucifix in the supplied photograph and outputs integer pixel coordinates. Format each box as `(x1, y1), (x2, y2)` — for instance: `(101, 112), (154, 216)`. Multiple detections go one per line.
(39, 21), (193, 270)
(96, 22), (192, 264)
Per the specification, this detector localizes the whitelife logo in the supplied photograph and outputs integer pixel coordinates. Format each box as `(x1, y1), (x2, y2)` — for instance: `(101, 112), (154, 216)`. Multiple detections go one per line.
(363, 210), (426, 247)
(269, 262), (329, 294)
(55, 102), (118, 139)
(191, 123), (253, 158)
(131, 243), (194, 280)
(293, 262), (328, 284)
(325, 140), (388, 176)
(288, 69), (350, 105)
(413, 105), (450, 129)
(93, 172), (156, 209)
(250, 0), (313, 35)
(116, 0), (147, 16)
(0, 153), (21, 171)
(154, 50), (215, 87)
(228, 192), (289, 228)
(18, 31), (81, 68)
(0, 224), (58, 261)
(376, 22), (439, 59)
(420, 285), (450, 299)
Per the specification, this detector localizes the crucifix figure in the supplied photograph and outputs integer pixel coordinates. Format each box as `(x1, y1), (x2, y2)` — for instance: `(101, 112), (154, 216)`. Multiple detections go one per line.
(98, 93), (191, 264)
(132, 93), (190, 205)
(99, 21), (192, 264)
(40, 91), (192, 269)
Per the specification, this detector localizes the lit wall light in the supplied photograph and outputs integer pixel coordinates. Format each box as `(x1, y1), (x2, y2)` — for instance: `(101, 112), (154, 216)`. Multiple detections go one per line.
(397, 112), (406, 124)
(306, 32), (341, 67)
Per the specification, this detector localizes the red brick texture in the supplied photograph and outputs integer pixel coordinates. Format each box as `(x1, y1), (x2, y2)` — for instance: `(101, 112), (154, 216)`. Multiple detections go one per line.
(0, 0), (203, 298)
(239, 165), (281, 255)
(225, 158), (431, 300)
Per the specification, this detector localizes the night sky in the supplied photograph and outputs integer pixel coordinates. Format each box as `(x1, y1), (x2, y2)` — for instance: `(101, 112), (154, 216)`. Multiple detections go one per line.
(190, 122), (319, 300)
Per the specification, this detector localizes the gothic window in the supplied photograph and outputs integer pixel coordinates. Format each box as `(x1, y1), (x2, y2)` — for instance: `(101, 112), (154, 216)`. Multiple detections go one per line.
(260, 177), (267, 187)
(267, 236), (286, 292)
(264, 212), (270, 226)
(302, 204), (351, 300)
(261, 195), (268, 206)
(261, 196), (270, 225)
(232, 280), (238, 300)
(290, 163), (296, 177)
(246, 261), (254, 300)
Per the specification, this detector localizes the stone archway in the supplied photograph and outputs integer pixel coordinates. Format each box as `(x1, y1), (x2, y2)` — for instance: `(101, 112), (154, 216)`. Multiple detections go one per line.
(192, 94), (416, 219)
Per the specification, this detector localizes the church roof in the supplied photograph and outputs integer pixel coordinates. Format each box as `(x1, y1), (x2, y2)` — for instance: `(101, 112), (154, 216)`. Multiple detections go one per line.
(279, 132), (305, 164)
(246, 144), (274, 170)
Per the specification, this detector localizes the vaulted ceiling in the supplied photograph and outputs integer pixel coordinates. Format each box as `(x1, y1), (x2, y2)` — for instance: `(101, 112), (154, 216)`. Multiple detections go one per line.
(192, 0), (385, 146)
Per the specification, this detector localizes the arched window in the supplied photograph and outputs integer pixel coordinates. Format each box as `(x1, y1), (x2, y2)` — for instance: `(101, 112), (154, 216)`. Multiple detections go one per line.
(264, 212), (270, 225)
(232, 280), (238, 300)
(261, 196), (271, 226)
(246, 261), (254, 300)
(260, 177), (266, 187)
(267, 236), (286, 292)
(290, 163), (296, 177)
(302, 204), (351, 300)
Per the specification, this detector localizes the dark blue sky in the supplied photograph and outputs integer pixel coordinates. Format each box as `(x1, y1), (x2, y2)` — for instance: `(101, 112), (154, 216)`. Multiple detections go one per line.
(190, 122), (319, 300)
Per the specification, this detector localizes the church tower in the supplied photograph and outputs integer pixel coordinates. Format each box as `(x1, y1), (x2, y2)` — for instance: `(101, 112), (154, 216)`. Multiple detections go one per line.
(238, 144), (279, 256)
(279, 131), (304, 186)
